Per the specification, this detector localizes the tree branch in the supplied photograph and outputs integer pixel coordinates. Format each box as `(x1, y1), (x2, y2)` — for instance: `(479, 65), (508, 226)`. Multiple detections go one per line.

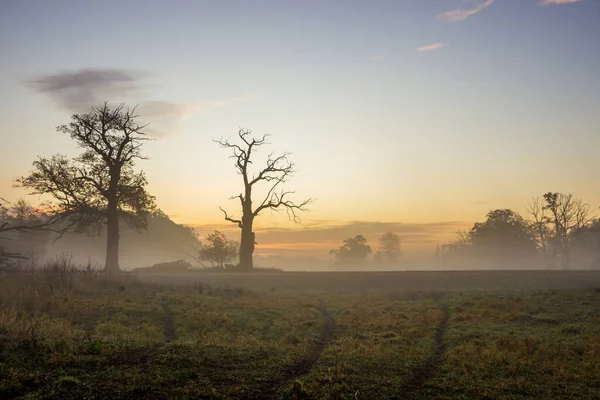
(219, 207), (242, 228)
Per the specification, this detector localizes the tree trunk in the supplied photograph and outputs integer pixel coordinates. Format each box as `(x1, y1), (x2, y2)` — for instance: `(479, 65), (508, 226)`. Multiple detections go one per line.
(239, 217), (255, 270)
(104, 197), (120, 274)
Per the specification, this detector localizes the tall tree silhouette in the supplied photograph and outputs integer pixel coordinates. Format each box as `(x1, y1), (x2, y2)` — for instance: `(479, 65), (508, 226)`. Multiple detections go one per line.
(536, 193), (593, 269)
(215, 128), (312, 270)
(16, 103), (156, 274)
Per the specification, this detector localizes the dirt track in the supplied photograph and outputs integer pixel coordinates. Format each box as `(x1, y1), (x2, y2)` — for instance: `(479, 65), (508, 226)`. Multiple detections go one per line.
(397, 304), (450, 398)
(252, 304), (336, 399)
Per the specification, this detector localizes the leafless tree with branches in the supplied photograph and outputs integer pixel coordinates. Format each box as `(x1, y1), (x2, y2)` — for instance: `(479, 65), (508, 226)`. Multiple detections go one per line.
(215, 128), (313, 269)
(527, 193), (595, 269)
(526, 197), (553, 268)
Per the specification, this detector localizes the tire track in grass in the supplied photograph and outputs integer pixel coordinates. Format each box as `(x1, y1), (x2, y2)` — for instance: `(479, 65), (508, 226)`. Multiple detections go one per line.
(252, 303), (336, 399)
(397, 304), (450, 398)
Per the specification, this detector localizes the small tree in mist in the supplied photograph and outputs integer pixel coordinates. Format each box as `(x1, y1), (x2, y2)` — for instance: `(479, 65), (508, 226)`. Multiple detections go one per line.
(15, 103), (156, 274)
(374, 231), (402, 263)
(527, 193), (594, 269)
(330, 235), (372, 265)
(199, 230), (238, 268)
(215, 128), (312, 270)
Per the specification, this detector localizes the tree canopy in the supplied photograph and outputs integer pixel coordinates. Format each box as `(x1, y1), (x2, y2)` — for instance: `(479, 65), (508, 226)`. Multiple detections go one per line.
(441, 209), (537, 259)
(15, 103), (156, 273)
(330, 235), (372, 265)
(198, 230), (238, 268)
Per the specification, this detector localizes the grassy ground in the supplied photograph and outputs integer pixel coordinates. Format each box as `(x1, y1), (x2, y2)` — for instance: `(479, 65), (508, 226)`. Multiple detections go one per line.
(1, 270), (599, 399)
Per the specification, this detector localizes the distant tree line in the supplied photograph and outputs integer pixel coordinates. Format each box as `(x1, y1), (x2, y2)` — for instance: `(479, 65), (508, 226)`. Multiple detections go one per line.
(437, 193), (600, 270)
(329, 232), (402, 266)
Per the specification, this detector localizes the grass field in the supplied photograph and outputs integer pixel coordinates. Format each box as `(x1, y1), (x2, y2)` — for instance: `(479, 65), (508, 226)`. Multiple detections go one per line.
(1, 269), (600, 399)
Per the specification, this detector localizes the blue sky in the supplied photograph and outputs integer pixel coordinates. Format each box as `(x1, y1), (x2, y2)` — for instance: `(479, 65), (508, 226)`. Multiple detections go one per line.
(1, 0), (599, 257)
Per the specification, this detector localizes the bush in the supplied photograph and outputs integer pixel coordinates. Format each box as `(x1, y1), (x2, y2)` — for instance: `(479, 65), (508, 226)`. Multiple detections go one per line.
(133, 259), (193, 273)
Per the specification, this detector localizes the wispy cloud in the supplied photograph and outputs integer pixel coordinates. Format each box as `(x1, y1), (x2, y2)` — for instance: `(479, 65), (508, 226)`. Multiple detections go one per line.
(138, 101), (198, 138)
(372, 53), (386, 61)
(24, 68), (146, 112)
(140, 94), (255, 138)
(25, 68), (254, 138)
(416, 43), (447, 52)
(204, 93), (256, 108)
(539, 0), (584, 4)
(438, 0), (495, 21)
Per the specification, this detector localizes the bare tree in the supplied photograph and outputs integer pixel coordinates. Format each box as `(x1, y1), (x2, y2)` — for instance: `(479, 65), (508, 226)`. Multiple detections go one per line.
(526, 197), (553, 268)
(15, 103), (156, 274)
(374, 231), (402, 263)
(542, 192), (594, 269)
(527, 193), (595, 269)
(215, 128), (312, 270)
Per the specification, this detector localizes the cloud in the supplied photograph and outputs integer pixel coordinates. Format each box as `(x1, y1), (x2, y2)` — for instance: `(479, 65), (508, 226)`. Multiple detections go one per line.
(204, 93), (256, 108)
(372, 53), (386, 61)
(25, 68), (255, 138)
(139, 93), (255, 138)
(438, 0), (495, 21)
(539, 0), (584, 4)
(416, 43), (447, 52)
(25, 68), (147, 112)
(138, 101), (198, 138)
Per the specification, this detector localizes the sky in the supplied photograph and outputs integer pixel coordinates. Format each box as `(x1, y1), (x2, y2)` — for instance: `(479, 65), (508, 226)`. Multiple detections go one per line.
(1, 0), (599, 260)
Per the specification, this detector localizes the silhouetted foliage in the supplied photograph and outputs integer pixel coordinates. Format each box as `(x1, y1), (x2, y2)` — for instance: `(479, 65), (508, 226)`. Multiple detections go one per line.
(134, 259), (193, 273)
(15, 103), (156, 274)
(215, 128), (312, 270)
(198, 230), (238, 268)
(374, 231), (402, 263)
(470, 209), (538, 258)
(441, 209), (537, 260)
(330, 235), (372, 265)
